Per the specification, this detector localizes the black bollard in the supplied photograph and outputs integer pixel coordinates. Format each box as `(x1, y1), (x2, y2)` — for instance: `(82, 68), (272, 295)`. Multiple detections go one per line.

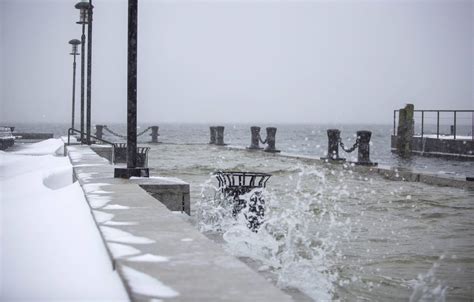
(322, 129), (345, 161)
(150, 126), (159, 143)
(354, 130), (377, 166)
(209, 126), (217, 144)
(264, 127), (280, 153)
(215, 126), (227, 146)
(247, 126), (263, 150)
(95, 125), (104, 140)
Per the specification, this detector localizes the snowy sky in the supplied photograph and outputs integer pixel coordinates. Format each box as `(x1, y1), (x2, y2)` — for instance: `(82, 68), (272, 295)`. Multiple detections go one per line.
(0, 0), (472, 124)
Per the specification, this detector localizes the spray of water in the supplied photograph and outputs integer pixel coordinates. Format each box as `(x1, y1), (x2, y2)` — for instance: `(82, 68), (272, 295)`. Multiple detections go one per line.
(408, 262), (447, 302)
(196, 165), (354, 300)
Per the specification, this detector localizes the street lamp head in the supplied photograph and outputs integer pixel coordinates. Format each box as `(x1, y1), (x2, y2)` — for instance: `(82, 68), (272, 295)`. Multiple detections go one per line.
(69, 39), (81, 55)
(75, 1), (91, 25)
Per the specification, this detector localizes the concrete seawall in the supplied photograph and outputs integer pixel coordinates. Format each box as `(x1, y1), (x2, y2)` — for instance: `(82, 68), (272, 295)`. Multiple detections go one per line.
(65, 144), (293, 302)
(227, 146), (474, 190)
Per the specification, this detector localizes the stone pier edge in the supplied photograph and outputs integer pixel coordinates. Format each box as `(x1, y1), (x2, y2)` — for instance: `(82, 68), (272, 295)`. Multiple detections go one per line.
(224, 145), (474, 189)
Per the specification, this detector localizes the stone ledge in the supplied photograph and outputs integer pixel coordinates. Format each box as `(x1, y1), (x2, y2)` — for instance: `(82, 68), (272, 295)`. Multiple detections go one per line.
(65, 144), (293, 302)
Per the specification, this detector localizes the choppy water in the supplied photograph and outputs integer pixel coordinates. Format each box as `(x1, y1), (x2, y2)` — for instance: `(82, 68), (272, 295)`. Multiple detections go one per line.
(12, 122), (474, 176)
(11, 122), (474, 300)
(145, 144), (474, 301)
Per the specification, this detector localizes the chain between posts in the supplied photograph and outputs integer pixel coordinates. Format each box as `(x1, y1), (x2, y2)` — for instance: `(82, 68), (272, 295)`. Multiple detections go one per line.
(339, 138), (359, 153)
(103, 126), (151, 139)
(257, 133), (267, 144)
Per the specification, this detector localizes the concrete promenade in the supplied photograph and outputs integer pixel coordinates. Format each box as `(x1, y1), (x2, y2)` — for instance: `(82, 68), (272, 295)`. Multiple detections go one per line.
(65, 144), (293, 302)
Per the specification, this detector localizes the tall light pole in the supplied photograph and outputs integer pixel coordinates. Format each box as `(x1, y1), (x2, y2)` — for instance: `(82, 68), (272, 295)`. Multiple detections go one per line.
(114, 0), (149, 178)
(86, 0), (94, 145)
(75, 1), (90, 143)
(69, 39), (81, 130)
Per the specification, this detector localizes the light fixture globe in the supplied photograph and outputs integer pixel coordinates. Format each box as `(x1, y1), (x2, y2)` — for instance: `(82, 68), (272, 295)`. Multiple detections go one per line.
(75, 1), (91, 24)
(68, 39), (81, 55)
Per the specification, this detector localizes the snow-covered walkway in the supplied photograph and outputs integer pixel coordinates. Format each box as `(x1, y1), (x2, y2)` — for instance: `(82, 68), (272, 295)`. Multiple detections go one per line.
(0, 139), (128, 301)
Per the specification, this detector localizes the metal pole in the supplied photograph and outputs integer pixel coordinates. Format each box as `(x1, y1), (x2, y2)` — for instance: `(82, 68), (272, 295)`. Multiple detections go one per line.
(393, 110), (396, 135)
(421, 110), (424, 138)
(453, 111), (456, 140)
(86, 1), (93, 145)
(71, 54), (77, 130)
(127, 0), (138, 168)
(437, 111), (440, 139)
(80, 25), (86, 143)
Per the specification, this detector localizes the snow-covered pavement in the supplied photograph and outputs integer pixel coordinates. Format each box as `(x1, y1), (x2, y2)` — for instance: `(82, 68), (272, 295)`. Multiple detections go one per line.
(0, 139), (128, 301)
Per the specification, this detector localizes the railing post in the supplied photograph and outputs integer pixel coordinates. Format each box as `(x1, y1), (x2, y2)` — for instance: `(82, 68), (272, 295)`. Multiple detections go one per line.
(150, 126), (159, 143)
(209, 126), (216, 144)
(393, 110), (396, 136)
(396, 104), (414, 157)
(263, 127), (280, 153)
(322, 129), (345, 161)
(453, 111), (457, 140)
(437, 111), (440, 139)
(95, 124), (104, 140)
(421, 111), (424, 138)
(354, 130), (377, 166)
(215, 126), (226, 146)
(248, 126), (263, 150)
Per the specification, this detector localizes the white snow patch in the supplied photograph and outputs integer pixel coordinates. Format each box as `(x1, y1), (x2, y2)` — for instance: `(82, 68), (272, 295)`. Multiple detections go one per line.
(43, 166), (73, 190)
(121, 266), (179, 298)
(93, 210), (114, 223)
(88, 194), (112, 208)
(180, 238), (193, 242)
(103, 204), (131, 210)
(130, 176), (187, 184)
(12, 138), (64, 155)
(108, 243), (141, 258)
(103, 221), (138, 226)
(83, 183), (110, 193)
(100, 226), (155, 244)
(127, 254), (169, 263)
(1, 142), (128, 300)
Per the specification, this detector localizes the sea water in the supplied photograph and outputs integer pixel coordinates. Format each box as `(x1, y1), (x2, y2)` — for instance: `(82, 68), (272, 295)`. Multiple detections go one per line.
(13, 122), (474, 300)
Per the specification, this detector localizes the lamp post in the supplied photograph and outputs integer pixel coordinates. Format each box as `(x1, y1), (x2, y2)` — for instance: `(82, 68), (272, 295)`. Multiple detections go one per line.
(68, 39), (81, 131)
(114, 0), (149, 178)
(86, 0), (93, 145)
(75, 1), (90, 143)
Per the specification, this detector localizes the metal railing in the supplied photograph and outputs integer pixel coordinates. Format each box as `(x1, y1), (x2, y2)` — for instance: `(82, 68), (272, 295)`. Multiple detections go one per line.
(393, 110), (474, 140)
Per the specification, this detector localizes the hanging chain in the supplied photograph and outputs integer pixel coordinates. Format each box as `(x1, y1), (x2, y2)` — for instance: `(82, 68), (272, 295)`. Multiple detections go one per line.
(137, 127), (152, 137)
(103, 126), (152, 139)
(258, 133), (267, 144)
(339, 138), (359, 153)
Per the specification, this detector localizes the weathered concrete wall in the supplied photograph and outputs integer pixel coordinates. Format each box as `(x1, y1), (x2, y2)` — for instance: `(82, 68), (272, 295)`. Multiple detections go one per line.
(391, 135), (474, 160)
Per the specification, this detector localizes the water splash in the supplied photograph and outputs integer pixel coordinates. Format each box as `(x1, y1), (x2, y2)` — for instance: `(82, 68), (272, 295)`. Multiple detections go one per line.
(408, 262), (447, 302)
(196, 165), (353, 300)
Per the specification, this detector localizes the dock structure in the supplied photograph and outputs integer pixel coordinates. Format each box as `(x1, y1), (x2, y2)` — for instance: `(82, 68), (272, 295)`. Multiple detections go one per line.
(391, 105), (474, 160)
(0, 127), (15, 150)
(65, 144), (293, 302)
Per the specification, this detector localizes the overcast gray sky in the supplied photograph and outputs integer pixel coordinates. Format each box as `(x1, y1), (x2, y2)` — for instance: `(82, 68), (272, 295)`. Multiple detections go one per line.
(0, 0), (472, 124)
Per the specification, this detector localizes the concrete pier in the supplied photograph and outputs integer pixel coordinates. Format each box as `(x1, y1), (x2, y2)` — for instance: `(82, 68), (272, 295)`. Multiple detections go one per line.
(65, 144), (293, 302)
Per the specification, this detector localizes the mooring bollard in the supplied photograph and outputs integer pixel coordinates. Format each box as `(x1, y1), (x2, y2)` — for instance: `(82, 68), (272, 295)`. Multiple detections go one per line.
(215, 126), (226, 146)
(322, 129), (345, 161)
(264, 127), (280, 153)
(209, 126), (217, 144)
(150, 126), (159, 143)
(95, 125), (104, 140)
(354, 130), (377, 166)
(248, 126), (263, 150)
